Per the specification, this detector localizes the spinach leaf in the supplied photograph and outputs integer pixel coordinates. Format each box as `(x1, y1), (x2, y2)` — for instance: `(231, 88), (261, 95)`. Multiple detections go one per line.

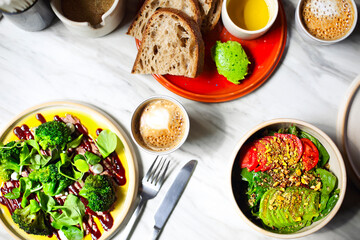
(316, 168), (337, 212)
(313, 189), (339, 221)
(4, 187), (20, 199)
(37, 191), (56, 213)
(299, 131), (330, 167)
(61, 226), (83, 240)
(67, 134), (83, 149)
(95, 130), (118, 158)
(84, 152), (101, 165)
(51, 194), (85, 235)
(19, 177), (42, 208)
(29, 199), (41, 213)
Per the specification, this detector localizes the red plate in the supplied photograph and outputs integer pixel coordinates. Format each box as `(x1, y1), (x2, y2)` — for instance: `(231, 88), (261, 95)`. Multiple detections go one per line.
(135, 2), (287, 103)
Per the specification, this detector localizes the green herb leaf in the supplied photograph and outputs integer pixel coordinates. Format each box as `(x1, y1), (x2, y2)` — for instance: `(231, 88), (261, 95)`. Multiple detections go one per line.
(29, 199), (41, 213)
(95, 130), (118, 158)
(73, 160), (89, 173)
(84, 152), (101, 165)
(74, 154), (85, 161)
(61, 226), (83, 240)
(51, 194), (85, 235)
(67, 134), (83, 149)
(25, 140), (40, 151)
(60, 153), (72, 164)
(4, 187), (20, 199)
(37, 191), (56, 212)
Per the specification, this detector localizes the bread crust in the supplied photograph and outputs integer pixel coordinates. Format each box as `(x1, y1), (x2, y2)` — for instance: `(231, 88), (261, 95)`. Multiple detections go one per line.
(201, 0), (223, 32)
(127, 0), (202, 41)
(131, 8), (204, 78)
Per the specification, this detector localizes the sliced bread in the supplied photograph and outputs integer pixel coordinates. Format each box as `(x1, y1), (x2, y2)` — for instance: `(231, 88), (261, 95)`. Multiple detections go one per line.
(131, 8), (205, 78)
(127, 0), (202, 41)
(201, 0), (222, 32)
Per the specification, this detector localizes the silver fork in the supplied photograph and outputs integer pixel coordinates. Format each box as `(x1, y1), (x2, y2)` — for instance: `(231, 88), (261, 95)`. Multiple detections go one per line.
(122, 156), (170, 240)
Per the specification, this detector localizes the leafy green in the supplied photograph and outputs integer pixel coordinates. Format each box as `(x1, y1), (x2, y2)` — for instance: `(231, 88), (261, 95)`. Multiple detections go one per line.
(241, 168), (274, 210)
(67, 134), (83, 149)
(299, 131), (330, 167)
(84, 152), (101, 165)
(61, 226), (83, 240)
(288, 125), (299, 136)
(95, 130), (118, 158)
(20, 177), (42, 207)
(51, 194), (85, 237)
(73, 159), (89, 173)
(30, 199), (41, 214)
(4, 187), (20, 199)
(37, 191), (56, 213)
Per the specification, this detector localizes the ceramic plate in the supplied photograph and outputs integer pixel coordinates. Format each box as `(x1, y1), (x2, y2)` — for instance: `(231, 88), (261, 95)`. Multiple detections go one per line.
(0, 101), (138, 240)
(337, 75), (360, 189)
(135, 2), (287, 102)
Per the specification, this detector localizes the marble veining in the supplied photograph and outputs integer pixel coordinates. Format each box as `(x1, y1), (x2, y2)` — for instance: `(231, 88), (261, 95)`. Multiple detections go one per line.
(1, 0), (360, 239)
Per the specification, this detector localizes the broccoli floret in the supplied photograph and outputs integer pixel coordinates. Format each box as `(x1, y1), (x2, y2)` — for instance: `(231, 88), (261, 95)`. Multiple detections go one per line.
(35, 121), (72, 150)
(29, 164), (74, 196)
(79, 175), (116, 212)
(12, 204), (52, 236)
(0, 141), (21, 163)
(0, 141), (22, 180)
(0, 167), (12, 181)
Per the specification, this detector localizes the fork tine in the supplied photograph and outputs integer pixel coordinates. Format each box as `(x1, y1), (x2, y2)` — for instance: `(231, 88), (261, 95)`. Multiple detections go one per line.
(156, 158), (170, 186)
(150, 156), (164, 183)
(152, 157), (167, 184)
(145, 155), (159, 180)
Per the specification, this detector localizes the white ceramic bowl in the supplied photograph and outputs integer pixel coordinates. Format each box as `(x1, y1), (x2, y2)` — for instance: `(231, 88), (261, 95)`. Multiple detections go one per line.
(228, 119), (346, 238)
(221, 0), (279, 40)
(295, 0), (358, 45)
(130, 96), (190, 155)
(50, 0), (125, 37)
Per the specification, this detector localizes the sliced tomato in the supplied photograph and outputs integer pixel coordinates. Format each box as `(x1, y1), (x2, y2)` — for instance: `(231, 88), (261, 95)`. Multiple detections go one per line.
(239, 143), (258, 171)
(274, 133), (303, 163)
(300, 138), (319, 171)
(254, 139), (271, 172)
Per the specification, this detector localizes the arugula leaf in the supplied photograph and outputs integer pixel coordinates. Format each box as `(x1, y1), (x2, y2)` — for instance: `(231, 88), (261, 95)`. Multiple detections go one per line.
(67, 134), (83, 149)
(84, 152), (101, 165)
(4, 187), (20, 199)
(95, 130), (118, 158)
(29, 199), (41, 213)
(299, 131), (330, 167)
(73, 160), (89, 173)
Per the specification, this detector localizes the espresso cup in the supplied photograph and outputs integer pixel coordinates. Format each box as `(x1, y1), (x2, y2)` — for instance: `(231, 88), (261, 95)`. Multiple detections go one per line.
(131, 96), (190, 155)
(295, 0), (358, 45)
(221, 0), (279, 40)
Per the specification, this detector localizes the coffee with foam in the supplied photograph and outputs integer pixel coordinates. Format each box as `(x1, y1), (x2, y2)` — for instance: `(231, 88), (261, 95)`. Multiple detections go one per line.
(135, 99), (186, 152)
(301, 0), (355, 40)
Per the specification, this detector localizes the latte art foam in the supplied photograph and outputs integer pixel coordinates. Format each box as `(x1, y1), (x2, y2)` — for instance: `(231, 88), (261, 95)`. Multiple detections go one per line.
(301, 0), (354, 40)
(138, 99), (186, 151)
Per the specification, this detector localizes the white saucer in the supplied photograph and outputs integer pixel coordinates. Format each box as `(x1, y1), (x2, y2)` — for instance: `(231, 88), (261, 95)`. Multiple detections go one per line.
(337, 74), (360, 189)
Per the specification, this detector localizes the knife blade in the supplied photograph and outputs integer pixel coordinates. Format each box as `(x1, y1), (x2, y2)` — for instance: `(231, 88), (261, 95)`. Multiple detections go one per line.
(152, 159), (197, 240)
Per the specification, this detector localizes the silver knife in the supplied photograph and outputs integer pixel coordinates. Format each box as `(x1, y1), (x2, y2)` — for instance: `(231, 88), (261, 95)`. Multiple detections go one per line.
(152, 160), (197, 240)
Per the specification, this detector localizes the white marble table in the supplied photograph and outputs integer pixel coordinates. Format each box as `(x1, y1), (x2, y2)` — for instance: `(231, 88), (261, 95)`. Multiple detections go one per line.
(1, 0), (360, 239)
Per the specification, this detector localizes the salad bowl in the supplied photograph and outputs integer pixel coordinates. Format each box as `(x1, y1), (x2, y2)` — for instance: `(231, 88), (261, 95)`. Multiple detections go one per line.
(228, 119), (346, 238)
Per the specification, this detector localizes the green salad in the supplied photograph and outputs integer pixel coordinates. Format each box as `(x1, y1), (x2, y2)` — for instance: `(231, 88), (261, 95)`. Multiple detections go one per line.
(0, 114), (123, 240)
(239, 125), (339, 233)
